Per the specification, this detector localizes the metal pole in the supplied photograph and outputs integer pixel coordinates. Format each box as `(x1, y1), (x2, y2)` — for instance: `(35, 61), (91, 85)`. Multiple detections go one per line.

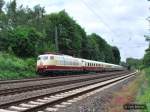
(55, 26), (59, 52)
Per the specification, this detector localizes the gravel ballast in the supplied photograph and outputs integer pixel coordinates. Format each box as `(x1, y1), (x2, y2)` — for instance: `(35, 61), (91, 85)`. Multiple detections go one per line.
(0, 72), (124, 90)
(0, 75), (122, 105)
(58, 75), (136, 112)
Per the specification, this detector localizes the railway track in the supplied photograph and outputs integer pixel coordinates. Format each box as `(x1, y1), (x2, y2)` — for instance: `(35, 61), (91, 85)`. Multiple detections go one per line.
(0, 71), (123, 85)
(0, 72), (137, 112)
(0, 71), (129, 96)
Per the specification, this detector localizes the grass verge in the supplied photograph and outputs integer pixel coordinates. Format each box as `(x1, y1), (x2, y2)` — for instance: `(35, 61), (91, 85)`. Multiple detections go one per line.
(136, 68), (150, 111)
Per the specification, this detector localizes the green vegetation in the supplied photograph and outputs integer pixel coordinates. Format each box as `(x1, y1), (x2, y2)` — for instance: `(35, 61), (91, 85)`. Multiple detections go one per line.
(136, 68), (150, 111)
(126, 58), (143, 70)
(127, 49), (150, 111)
(0, 0), (121, 79)
(0, 52), (36, 79)
(143, 51), (150, 67)
(0, 0), (120, 63)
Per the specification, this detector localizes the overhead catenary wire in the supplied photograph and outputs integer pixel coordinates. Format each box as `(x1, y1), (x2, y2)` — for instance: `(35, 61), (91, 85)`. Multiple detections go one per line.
(80, 0), (148, 49)
(80, 0), (120, 44)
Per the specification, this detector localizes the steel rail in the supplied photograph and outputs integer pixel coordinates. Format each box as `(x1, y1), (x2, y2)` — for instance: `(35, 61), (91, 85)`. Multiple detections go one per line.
(0, 71), (129, 96)
(0, 71), (125, 85)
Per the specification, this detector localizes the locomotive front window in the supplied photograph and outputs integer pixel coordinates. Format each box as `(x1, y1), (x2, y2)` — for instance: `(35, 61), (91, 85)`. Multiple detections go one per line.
(42, 56), (48, 60)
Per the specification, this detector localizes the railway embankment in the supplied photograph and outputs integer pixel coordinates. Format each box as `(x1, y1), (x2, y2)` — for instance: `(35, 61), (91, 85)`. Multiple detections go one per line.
(0, 53), (36, 80)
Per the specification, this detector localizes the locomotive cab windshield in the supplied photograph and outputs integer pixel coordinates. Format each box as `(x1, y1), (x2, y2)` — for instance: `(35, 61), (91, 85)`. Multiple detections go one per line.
(37, 56), (49, 61)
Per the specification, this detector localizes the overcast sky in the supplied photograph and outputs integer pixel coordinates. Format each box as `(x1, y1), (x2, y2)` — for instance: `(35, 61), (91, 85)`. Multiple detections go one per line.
(4, 0), (150, 61)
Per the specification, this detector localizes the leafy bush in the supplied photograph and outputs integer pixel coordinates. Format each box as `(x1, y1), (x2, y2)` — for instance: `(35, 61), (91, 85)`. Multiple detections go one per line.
(0, 52), (36, 79)
(7, 26), (44, 57)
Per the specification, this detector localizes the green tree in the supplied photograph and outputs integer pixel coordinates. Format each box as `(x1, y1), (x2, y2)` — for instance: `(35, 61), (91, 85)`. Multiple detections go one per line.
(0, 0), (5, 13)
(143, 51), (150, 67)
(126, 58), (142, 69)
(8, 26), (44, 57)
(0, 0), (121, 63)
(112, 46), (121, 64)
(6, 0), (17, 27)
(88, 33), (115, 63)
(44, 10), (83, 56)
(86, 34), (104, 61)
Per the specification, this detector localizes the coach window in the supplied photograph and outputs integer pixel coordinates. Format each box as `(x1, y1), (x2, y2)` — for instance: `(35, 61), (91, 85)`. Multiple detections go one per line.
(50, 56), (54, 60)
